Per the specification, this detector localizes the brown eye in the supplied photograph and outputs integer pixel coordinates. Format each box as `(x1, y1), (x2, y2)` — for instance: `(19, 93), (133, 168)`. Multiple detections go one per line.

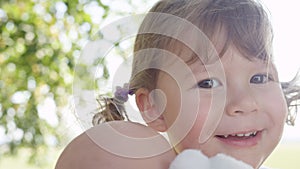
(197, 78), (222, 88)
(250, 74), (274, 84)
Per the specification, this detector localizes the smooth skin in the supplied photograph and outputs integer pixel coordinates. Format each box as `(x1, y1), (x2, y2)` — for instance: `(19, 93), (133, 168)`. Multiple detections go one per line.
(55, 121), (176, 169)
(136, 45), (288, 169)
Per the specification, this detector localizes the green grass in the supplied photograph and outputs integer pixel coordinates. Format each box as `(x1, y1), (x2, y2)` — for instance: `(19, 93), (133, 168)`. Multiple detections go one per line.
(1, 143), (299, 169)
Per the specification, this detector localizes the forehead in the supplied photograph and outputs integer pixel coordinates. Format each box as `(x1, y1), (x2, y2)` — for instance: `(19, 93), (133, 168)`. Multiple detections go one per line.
(163, 29), (224, 71)
(165, 24), (272, 69)
(158, 43), (276, 82)
(164, 29), (222, 66)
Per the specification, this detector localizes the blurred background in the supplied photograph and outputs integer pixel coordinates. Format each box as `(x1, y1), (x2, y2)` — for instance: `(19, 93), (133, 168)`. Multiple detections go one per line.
(0, 0), (299, 168)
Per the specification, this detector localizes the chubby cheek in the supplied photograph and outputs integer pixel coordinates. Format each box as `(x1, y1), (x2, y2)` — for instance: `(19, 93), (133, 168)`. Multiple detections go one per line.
(257, 84), (288, 139)
(170, 94), (215, 153)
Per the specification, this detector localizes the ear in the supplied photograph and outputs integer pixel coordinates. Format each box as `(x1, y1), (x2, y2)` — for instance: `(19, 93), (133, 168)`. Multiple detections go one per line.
(135, 88), (167, 132)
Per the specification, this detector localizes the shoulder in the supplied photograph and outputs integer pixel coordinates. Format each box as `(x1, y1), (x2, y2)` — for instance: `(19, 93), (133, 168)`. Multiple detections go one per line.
(55, 121), (176, 169)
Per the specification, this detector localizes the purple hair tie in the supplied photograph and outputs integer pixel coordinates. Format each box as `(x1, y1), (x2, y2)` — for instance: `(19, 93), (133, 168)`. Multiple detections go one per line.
(114, 83), (130, 104)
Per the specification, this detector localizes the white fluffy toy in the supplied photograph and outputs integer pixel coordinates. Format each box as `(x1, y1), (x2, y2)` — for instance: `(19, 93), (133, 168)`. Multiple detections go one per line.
(169, 149), (254, 169)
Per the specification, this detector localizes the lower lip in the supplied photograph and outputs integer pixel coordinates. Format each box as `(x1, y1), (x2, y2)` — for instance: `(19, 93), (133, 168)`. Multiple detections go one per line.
(216, 131), (262, 147)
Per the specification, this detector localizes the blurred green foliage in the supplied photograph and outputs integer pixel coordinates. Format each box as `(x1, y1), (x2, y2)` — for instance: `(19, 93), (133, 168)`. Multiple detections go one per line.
(0, 0), (114, 164)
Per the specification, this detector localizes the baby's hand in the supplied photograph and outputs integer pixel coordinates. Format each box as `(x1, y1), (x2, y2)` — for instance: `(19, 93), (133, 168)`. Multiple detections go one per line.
(169, 149), (253, 169)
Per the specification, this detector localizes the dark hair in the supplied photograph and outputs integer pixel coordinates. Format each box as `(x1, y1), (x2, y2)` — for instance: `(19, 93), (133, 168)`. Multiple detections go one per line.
(92, 0), (300, 126)
(92, 96), (130, 125)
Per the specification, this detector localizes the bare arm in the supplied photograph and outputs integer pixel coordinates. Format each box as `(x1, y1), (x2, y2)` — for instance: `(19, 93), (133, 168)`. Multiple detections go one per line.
(55, 121), (176, 169)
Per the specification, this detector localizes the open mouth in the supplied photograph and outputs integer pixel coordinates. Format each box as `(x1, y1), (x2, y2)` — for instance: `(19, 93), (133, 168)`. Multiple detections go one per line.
(215, 131), (262, 147)
(216, 131), (258, 139)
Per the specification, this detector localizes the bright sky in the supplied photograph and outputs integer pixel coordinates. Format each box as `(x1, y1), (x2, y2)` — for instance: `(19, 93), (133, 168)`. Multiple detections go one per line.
(263, 0), (300, 82)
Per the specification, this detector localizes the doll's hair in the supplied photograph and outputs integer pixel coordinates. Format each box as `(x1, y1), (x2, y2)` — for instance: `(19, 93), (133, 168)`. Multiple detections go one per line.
(92, 0), (300, 125)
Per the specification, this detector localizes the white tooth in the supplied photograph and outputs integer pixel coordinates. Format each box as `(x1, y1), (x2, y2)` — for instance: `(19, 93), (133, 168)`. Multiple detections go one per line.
(223, 135), (228, 138)
(236, 134), (244, 137)
(244, 132), (252, 137)
(253, 131), (257, 136)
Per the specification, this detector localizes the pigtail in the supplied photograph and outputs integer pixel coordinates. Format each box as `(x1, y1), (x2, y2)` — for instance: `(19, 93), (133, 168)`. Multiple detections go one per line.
(281, 71), (300, 126)
(92, 84), (132, 125)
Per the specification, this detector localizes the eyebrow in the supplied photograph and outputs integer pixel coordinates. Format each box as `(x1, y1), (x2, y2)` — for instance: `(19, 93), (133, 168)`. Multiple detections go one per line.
(181, 60), (209, 84)
(185, 51), (224, 73)
(256, 59), (279, 77)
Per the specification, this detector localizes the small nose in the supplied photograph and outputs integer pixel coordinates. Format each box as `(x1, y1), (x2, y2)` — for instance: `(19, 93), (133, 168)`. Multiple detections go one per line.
(226, 85), (259, 116)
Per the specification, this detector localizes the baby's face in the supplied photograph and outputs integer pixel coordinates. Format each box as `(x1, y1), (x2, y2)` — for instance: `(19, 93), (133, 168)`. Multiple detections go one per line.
(156, 46), (288, 168)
